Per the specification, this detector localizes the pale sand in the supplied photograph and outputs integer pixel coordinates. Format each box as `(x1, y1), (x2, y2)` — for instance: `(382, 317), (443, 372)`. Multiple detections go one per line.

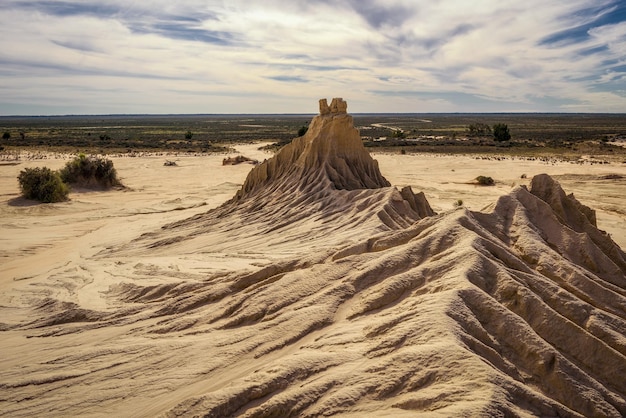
(1, 126), (625, 417)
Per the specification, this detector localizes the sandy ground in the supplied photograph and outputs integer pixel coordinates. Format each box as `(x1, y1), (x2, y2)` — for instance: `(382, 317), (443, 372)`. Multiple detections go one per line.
(374, 152), (626, 248)
(1, 141), (625, 417)
(2, 144), (625, 270)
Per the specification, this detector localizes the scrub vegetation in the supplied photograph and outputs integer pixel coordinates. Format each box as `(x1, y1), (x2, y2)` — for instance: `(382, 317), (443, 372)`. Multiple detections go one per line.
(60, 154), (122, 189)
(17, 155), (122, 203)
(0, 113), (624, 160)
(17, 167), (69, 203)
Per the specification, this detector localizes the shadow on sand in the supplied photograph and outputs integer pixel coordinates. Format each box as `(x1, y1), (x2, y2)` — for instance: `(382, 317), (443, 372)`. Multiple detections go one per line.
(7, 196), (44, 207)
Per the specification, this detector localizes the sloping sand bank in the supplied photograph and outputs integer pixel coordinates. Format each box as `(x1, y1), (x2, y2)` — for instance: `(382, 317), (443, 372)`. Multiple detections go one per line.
(1, 101), (625, 417)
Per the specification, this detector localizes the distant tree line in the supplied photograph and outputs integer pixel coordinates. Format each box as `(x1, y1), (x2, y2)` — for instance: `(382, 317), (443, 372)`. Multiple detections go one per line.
(467, 123), (511, 142)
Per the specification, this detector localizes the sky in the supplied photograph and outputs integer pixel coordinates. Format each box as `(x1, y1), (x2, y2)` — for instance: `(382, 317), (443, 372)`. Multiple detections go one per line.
(1, 0), (625, 115)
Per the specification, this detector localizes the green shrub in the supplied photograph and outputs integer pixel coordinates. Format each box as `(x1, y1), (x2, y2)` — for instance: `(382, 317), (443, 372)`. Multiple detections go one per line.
(493, 123), (511, 142)
(2, 131), (10, 140)
(59, 154), (121, 189)
(297, 125), (308, 137)
(392, 130), (406, 139)
(476, 175), (495, 185)
(18, 167), (69, 203)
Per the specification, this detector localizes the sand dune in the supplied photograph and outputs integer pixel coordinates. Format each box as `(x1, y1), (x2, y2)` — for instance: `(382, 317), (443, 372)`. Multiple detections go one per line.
(1, 99), (625, 417)
(115, 99), (432, 260)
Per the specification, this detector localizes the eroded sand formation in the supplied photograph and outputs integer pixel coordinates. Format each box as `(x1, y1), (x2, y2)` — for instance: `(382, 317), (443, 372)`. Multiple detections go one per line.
(1, 99), (625, 417)
(120, 97), (433, 257)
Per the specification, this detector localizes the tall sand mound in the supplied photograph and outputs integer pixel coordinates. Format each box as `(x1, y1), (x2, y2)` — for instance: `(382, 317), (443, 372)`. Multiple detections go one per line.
(119, 98), (433, 257)
(233, 98), (391, 199)
(1, 99), (625, 417)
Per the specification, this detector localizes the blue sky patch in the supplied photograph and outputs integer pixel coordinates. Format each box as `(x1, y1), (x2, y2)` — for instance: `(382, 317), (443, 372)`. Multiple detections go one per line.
(540, 2), (626, 46)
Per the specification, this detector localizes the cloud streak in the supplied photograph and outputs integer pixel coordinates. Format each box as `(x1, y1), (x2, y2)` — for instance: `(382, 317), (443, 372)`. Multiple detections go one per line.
(0, 0), (625, 114)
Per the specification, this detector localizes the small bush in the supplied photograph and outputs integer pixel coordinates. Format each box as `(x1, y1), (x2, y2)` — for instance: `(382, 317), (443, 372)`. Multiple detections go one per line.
(185, 131), (193, 140)
(392, 130), (406, 139)
(493, 123), (511, 142)
(453, 199), (463, 207)
(18, 167), (69, 203)
(60, 154), (121, 189)
(467, 123), (491, 136)
(222, 155), (259, 165)
(2, 131), (10, 140)
(297, 125), (308, 137)
(476, 175), (495, 186)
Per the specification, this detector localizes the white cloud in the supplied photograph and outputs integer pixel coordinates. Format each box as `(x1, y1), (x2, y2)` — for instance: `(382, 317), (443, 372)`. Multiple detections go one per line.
(0, 0), (625, 114)
(589, 22), (626, 51)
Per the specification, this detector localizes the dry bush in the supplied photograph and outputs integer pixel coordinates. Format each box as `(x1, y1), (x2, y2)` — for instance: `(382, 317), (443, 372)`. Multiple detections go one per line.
(60, 154), (122, 189)
(476, 175), (495, 186)
(18, 167), (69, 203)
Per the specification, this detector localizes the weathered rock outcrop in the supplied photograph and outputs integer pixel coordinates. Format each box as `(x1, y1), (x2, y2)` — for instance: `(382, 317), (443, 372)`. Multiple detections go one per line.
(233, 98), (392, 201)
(3, 99), (625, 418)
(125, 98), (434, 255)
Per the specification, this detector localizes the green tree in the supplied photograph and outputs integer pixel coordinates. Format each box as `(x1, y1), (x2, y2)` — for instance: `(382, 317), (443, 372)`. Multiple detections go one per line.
(493, 123), (511, 142)
(18, 167), (69, 203)
(297, 125), (308, 137)
(2, 131), (10, 140)
(185, 131), (193, 140)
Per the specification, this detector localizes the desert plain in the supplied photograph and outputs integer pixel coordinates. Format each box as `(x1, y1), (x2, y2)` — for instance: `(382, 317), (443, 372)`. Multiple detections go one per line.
(1, 104), (626, 417)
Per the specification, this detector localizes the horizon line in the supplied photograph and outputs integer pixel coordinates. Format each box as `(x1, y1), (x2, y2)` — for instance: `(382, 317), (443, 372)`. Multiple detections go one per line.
(2, 111), (626, 118)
